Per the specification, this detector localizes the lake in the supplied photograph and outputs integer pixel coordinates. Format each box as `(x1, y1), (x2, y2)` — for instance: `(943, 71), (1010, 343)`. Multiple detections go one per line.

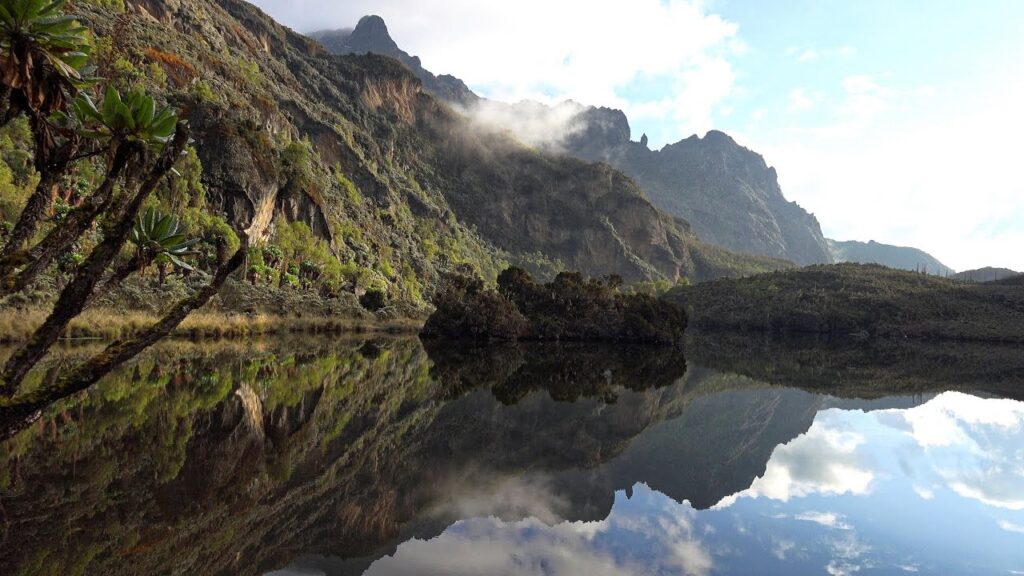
(1, 336), (1022, 575)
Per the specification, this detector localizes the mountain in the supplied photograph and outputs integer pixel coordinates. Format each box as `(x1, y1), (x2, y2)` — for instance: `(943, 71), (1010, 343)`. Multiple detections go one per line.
(828, 238), (954, 276)
(952, 267), (1021, 282)
(315, 17), (832, 266)
(61, 0), (787, 310)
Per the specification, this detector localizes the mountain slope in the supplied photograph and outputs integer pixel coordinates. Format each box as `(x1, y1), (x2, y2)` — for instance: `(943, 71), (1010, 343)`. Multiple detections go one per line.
(315, 16), (831, 266)
(828, 238), (954, 275)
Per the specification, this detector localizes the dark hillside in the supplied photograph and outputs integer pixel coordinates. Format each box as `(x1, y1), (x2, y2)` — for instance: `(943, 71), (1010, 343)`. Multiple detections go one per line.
(665, 264), (1024, 342)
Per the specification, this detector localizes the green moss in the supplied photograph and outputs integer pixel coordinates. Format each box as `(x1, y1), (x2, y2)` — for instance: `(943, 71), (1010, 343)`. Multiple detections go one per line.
(334, 169), (362, 205)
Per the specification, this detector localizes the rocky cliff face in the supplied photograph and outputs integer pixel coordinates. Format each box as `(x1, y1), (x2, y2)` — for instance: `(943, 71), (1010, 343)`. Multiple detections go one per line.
(828, 238), (954, 275)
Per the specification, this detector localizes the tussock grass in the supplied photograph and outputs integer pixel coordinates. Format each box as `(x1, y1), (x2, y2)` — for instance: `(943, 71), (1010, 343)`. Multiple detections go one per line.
(0, 308), (423, 344)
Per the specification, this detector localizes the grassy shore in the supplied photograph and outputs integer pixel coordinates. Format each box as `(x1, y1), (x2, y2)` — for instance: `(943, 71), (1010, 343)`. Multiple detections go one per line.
(0, 308), (423, 344)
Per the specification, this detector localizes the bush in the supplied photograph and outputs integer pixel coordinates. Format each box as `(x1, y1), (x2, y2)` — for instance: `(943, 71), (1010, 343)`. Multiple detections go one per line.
(423, 267), (687, 344)
(359, 289), (387, 312)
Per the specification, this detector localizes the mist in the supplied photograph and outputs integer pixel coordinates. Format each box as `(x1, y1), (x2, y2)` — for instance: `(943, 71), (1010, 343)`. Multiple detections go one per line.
(457, 99), (591, 151)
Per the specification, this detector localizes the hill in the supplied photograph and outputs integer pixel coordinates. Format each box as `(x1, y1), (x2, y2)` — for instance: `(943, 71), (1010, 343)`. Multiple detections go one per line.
(664, 264), (1024, 343)
(952, 267), (1021, 283)
(828, 238), (954, 276)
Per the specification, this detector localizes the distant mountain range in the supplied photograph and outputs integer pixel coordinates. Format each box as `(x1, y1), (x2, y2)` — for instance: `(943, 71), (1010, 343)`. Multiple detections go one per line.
(827, 239), (954, 276)
(312, 16), (834, 266)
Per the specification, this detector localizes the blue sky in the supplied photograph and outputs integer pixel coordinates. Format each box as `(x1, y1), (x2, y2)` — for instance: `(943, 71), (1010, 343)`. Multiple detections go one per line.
(251, 0), (1024, 271)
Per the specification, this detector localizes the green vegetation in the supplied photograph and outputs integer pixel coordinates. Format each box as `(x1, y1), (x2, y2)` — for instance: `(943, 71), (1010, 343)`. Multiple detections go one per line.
(423, 266), (688, 343)
(666, 263), (1024, 343)
(128, 207), (199, 284)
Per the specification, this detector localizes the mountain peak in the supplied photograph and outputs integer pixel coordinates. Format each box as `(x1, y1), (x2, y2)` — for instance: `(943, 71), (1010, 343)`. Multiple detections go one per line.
(348, 15), (398, 52)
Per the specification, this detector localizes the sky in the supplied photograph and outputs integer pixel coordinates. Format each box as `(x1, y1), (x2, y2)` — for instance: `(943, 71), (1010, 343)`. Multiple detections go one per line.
(249, 0), (1024, 272)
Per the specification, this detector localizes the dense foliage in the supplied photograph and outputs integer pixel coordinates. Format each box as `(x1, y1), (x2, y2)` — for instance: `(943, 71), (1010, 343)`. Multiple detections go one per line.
(422, 266), (688, 343)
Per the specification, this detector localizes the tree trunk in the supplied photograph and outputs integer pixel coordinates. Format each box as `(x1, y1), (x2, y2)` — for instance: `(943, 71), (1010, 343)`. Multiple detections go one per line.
(0, 115), (81, 265)
(0, 145), (132, 298)
(0, 240), (247, 441)
(0, 126), (189, 398)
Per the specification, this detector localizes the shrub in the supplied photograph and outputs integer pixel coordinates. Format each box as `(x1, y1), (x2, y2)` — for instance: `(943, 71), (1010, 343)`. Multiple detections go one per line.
(424, 267), (687, 344)
(360, 289), (387, 312)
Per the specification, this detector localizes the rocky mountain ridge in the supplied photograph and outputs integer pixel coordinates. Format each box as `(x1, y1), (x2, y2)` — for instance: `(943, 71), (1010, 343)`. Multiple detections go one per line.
(315, 15), (832, 266)
(310, 16), (479, 106)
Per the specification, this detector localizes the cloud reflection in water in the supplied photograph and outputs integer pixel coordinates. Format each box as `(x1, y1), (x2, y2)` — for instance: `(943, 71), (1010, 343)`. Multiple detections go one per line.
(362, 392), (1024, 575)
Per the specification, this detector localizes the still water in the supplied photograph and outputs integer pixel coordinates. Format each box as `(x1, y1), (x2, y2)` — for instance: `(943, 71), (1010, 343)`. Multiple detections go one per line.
(1, 337), (1022, 575)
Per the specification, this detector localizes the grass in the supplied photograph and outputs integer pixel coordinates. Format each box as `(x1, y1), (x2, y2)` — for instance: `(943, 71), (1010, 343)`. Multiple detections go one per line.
(0, 308), (423, 344)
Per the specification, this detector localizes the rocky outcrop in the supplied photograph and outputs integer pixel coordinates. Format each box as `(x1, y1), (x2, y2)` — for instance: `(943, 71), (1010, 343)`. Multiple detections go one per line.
(310, 16), (479, 106)
(828, 238), (954, 276)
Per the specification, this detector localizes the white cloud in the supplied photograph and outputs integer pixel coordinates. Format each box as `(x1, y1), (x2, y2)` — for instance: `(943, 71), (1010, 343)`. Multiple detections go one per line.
(786, 45), (856, 62)
(788, 88), (817, 112)
(999, 520), (1024, 534)
(758, 76), (1024, 271)
(797, 49), (819, 62)
(364, 487), (714, 576)
(719, 421), (873, 506)
(890, 393), (1024, 511)
(458, 100), (589, 150)
(794, 511), (852, 530)
(428, 471), (571, 524)
(772, 539), (797, 560)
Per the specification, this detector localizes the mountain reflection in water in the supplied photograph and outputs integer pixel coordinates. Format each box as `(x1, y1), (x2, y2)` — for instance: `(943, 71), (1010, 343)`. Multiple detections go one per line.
(0, 336), (1021, 575)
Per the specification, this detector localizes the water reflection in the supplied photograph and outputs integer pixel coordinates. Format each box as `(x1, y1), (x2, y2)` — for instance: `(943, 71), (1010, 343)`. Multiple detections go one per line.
(345, 391), (1024, 576)
(0, 336), (1021, 575)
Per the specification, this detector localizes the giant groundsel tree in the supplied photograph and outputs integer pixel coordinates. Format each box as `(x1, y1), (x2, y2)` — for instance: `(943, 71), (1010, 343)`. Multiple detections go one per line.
(0, 0), (249, 439)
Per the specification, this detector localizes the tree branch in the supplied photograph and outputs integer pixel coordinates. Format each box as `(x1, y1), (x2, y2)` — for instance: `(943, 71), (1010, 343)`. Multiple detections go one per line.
(0, 115), (80, 262)
(0, 124), (190, 397)
(0, 144), (135, 298)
